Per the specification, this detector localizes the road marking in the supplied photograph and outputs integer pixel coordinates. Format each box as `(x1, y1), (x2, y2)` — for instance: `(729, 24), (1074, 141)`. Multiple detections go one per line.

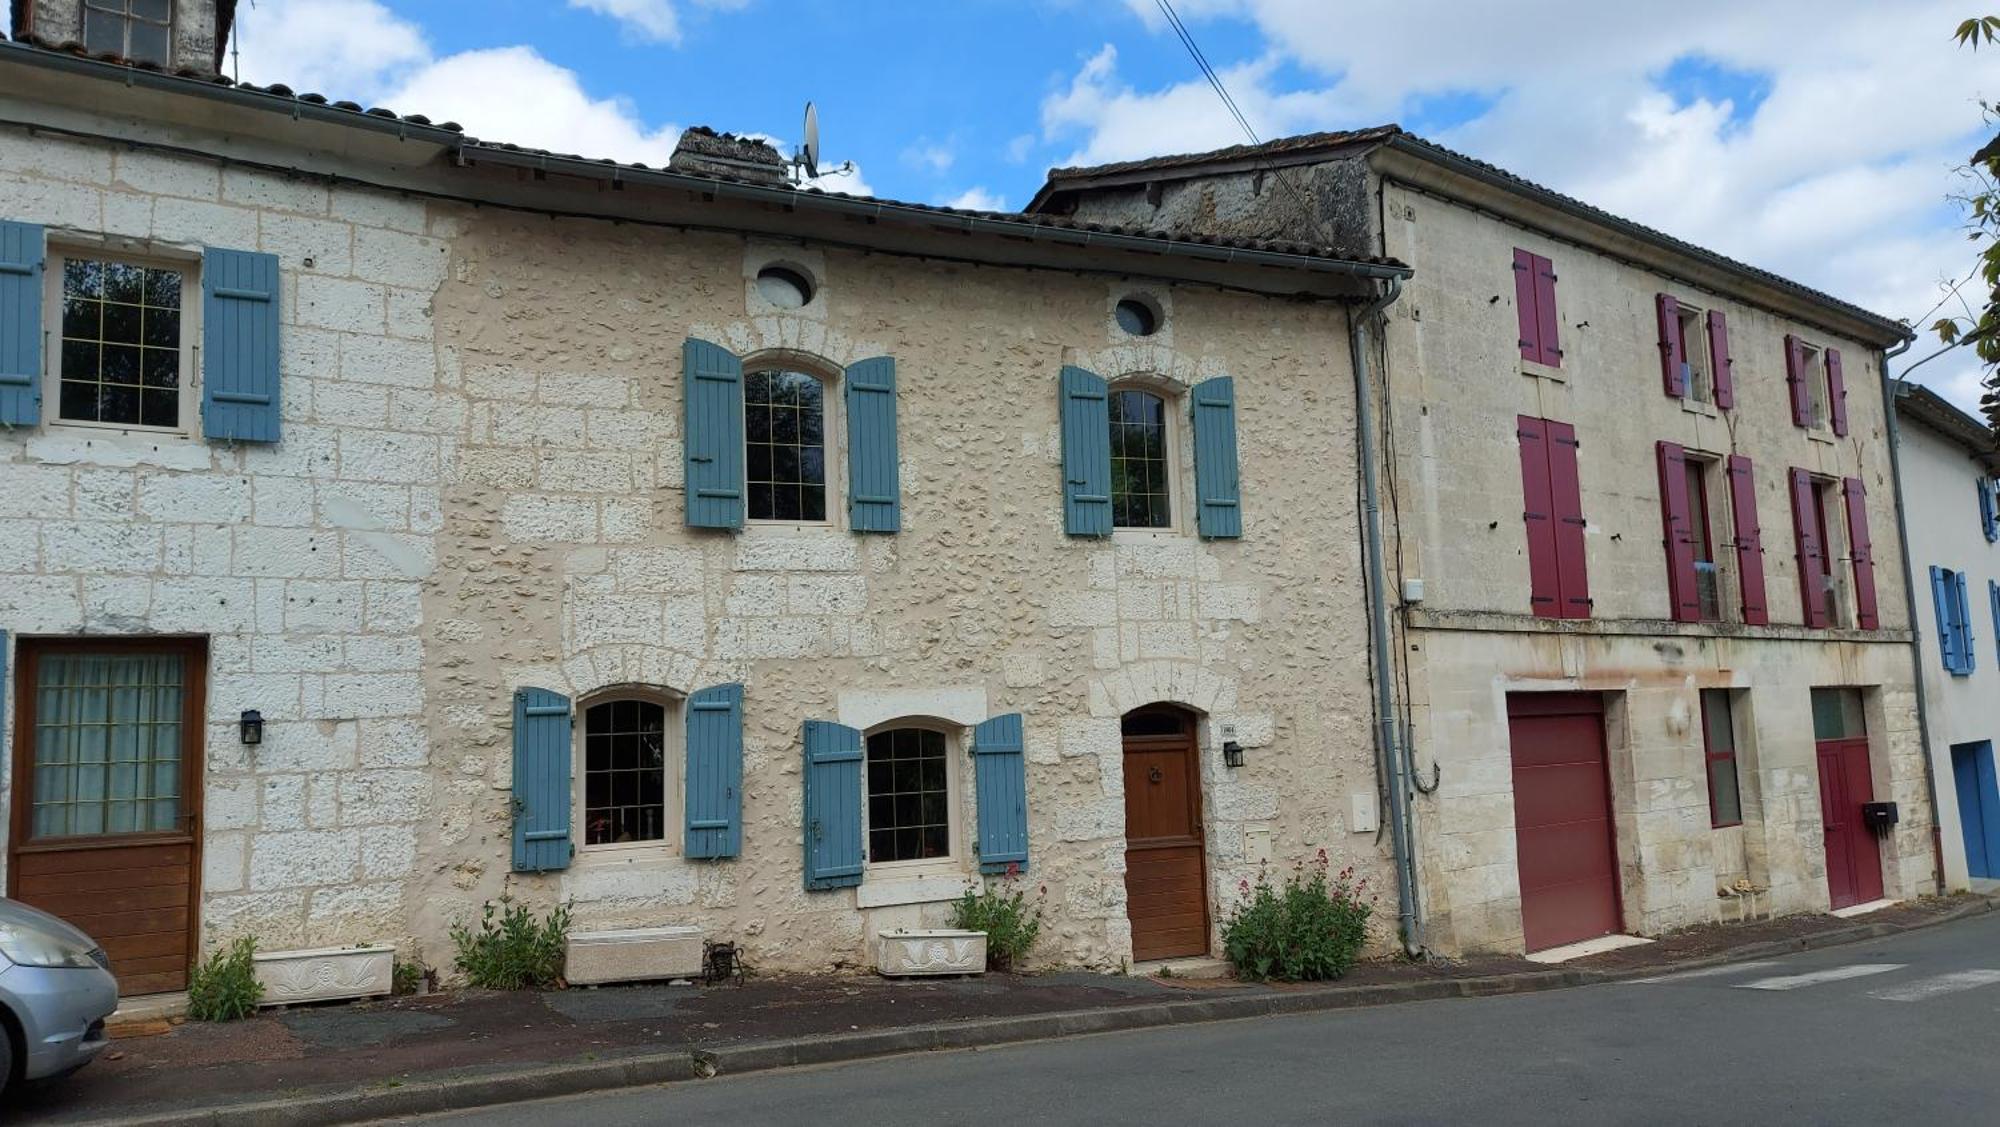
(1866, 969), (2000, 1003)
(1734, 964), (1905, 991)
(1630, 961), (1781, 984)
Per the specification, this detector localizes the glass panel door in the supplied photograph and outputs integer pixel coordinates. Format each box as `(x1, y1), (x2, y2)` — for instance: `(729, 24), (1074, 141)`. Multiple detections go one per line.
(31, 652), (185, 838)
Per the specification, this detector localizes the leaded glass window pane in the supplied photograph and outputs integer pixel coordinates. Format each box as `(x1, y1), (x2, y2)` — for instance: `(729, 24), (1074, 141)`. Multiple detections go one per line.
(865, 728), (949, 863)
(1810, 688), (1866, 742)
(59, 257), (183, 428)
(82, 0), (172, 65)
(32, 653), (183, 838)
(1109, 387), (1170, 529)
(745, 370), (827, 522)
(582, 699), (667, 845)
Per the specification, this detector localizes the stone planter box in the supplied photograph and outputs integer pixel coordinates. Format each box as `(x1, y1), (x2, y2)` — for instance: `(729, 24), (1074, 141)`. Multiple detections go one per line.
(566, 925), (704, 986)
(876, 929), (987, 976)
(254, 945), (394, 1007)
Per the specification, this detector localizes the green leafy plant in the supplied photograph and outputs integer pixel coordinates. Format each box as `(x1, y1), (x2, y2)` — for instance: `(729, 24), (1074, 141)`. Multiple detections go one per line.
(947, 866), (1044, 971)
(450, 899), (571, 990)
(188, 936), (263, 1021)
(1222, 850), (1372, 982)
(392, 959), (426, 996)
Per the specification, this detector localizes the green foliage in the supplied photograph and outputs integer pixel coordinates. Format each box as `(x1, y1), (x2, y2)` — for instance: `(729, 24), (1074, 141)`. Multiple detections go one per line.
(450, 899), (571, 990)
(1940, 15), (2000, 432)
(188, 936), (263, 1022)
(1221, 851), (1372, 982)
(392, 959), (425, 996)
(1955, 15), (2000, 46)
(947, 868), (1044, 971)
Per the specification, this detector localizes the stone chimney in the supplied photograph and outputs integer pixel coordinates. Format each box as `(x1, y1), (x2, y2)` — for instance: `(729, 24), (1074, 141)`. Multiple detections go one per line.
(11, 0), (233, 79)
(668, 127), (790, 187)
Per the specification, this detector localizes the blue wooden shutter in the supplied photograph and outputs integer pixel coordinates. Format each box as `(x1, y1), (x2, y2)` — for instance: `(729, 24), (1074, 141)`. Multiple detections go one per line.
(684, 682), (743, 859)
(1190, 376), (1243, 539)
(1980, 478), (1997, 543)
(972, 713), (1029, 874)
(1957, 570), (1977, 673)
(1932, 567), (1960, 673)
(684, 338), (745, 529)
(1991, 580), (2000, 665)
(801, 719), (863, 889)
(202, 247), (281, 442)
(0, 221), (45, 427)
(1060, 365), (1112, 536)
(511, 687), (573, 872)
(844, 356), (900, 533)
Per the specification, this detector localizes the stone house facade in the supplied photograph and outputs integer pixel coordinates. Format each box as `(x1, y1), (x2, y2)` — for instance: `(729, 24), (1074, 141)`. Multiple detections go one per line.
(1893, 385), (2000, 893)
(0, 20), (1411, 994)
(1035, 128), (1929, 955)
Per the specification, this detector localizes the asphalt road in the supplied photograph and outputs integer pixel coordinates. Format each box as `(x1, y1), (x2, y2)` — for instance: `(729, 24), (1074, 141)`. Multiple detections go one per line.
(388, 910), (2000, 1126)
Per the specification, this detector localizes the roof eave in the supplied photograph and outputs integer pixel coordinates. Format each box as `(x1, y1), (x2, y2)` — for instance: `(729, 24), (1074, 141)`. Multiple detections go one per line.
(1895, 382), (2000, 466)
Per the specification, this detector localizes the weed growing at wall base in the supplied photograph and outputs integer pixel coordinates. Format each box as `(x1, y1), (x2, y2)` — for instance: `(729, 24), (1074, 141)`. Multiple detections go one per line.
(1222, 850), (1371, 982)
(948, 866), (1045, 971)
(450, 899), (572, 989)
(188, 936), (262, 1021)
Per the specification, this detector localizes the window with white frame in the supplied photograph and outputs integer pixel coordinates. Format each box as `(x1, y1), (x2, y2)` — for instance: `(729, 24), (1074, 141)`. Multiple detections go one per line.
(49, 252), (192, 431)
(82, 0), (171, 65)
(744, 368), (831, 523)
(1677, 302), (1714, 405)
(1109, 384), (1174, 529)
(577, 694), (677, 849)
(864, 725), (955, 865)
(1798, 341), (1828, 430)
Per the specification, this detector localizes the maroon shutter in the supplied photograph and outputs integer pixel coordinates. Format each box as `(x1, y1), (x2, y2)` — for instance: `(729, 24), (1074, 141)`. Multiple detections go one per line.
(1843, 476), (1878, 629)
(1656, 294), (1685, 398)
(1547, 420), (1590, 618)
(1517, 415), (1560, 618)
(1784, 334), (1811, 427)
(1789, 468), (1828, 628)
(1657, 441), (1699, 622)
(1533, 254), (1561, 367)
(1707, 309), (1734, 410)
(1513, 249), (1541, 364)
(1727, 455), (1768, 625)
(1826, 348), (1848, 436)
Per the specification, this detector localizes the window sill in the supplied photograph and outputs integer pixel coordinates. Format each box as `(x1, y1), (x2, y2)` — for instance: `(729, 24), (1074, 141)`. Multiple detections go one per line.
(856, 870), (975, 909)
(1805, 430), (1836, 446)
(574, 843), (681, 867)
(1520, 358), (1564, 383)
(1680, 400), (1718, 419)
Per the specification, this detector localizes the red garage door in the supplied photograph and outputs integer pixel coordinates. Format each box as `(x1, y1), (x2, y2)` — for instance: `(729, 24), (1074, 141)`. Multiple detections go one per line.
(1507, 693), (1622, 952)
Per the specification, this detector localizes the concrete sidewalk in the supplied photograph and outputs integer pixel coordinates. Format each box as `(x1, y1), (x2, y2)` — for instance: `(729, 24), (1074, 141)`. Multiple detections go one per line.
(15, 894), (1996, 1127)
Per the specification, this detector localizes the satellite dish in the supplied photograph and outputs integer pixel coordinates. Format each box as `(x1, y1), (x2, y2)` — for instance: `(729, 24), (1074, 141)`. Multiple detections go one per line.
(801, 102), (820, 179)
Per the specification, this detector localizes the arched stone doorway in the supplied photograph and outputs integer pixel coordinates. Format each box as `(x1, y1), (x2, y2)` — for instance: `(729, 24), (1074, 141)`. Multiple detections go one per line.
(1121, 704), (1210, 961)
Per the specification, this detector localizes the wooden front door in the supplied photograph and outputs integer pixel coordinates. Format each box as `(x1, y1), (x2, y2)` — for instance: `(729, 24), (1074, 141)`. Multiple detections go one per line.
(1122, 707), (1209, 962)
(10, 638), (205, 995)
(1507, 692), (1622, 952)
(1817, 737), (1884, 909)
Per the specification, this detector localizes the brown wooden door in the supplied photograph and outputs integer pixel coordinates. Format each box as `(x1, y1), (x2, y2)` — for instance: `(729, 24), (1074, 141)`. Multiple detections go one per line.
(1817, 736), (1883, 909)
(1507, 692), (1622, 952)
(10, 638), (204, 995)
(1122, 707), (1209, 962)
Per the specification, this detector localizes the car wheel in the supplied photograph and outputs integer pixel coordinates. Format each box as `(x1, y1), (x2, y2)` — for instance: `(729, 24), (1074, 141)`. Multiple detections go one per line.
(0, 1015), (13, 1100)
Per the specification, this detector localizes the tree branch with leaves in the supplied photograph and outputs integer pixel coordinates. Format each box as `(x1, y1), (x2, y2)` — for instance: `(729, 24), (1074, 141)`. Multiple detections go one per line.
(1937, 17), (2000, 432)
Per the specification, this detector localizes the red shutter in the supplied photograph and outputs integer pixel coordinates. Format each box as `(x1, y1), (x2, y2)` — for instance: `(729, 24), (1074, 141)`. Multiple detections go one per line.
(1533, 254), (1561, 367)
(1657, 441), (1700, 622)
(1656, 294), (1685, 398)
(1843, 476), (1878, 629)
(1517, 415), (1560, 618)
(1513, 249), (1541, 364)
(1789, 467), (1828, 628)
(1826, 348), (1848, 436)
(1707, 309), (1734, 410)
(1784, 334), (1811, 427)
(1547, 420), (1590, 618)
(1727, 455), (1768, 625)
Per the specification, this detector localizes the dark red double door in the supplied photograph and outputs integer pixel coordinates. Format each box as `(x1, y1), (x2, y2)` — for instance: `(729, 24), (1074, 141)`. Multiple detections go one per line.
(1507, 693), (1622, 952)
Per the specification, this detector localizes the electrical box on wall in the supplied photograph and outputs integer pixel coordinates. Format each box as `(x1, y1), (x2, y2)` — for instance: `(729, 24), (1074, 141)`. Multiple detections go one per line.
(1243, 827), (1272, 865)
(1349, 793), (1379, 834)
(1402, 578), (1424, 604)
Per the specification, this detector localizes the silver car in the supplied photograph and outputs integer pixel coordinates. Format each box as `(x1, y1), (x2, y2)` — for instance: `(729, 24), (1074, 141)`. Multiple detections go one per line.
(0, 898), (117, 1097)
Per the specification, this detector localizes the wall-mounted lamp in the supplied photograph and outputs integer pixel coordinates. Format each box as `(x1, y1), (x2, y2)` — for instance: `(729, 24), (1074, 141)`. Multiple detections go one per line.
(240, 709), (263, 746)
(1222, 740), (1244, 769)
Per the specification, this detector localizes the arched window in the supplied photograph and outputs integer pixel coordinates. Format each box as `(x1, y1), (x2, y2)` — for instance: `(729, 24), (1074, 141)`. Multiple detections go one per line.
(745, 368), (829, 522)
(1109, 385), (1172, 529)
(865, 726), (953, 864)
(579, 695), (672, 847)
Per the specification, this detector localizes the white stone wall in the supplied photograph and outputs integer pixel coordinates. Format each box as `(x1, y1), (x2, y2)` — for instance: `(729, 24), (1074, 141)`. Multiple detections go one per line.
(0, 127), (451, 951)
(0, 125), (1395, 975)
(1897, 411), (2000, 890)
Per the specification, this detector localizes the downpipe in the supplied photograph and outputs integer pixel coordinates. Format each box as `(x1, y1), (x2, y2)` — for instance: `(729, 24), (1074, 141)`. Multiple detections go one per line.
(1348, 277), (1423, 957)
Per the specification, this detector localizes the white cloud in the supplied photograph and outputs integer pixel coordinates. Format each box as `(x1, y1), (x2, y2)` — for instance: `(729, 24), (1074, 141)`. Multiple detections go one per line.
(1005, 133), (1037, 164)
(1060, 0), (1993, 412)
(943, 187), (1008, 212)
(902, 141), (955, 173)
(232, 0), (681, 165)
(565, 0), (750, 44)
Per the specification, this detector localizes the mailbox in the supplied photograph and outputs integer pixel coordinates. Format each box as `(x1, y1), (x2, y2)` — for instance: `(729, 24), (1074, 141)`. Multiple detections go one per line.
(1861, 801), (1899, 832)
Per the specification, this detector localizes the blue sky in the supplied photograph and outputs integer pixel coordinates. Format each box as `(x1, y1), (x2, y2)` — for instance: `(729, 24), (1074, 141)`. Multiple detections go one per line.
(236, 0), (1996, 413)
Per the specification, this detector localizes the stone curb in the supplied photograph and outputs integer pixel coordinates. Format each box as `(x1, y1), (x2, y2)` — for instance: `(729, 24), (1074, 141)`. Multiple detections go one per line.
(80, 896), (2000, 1127)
